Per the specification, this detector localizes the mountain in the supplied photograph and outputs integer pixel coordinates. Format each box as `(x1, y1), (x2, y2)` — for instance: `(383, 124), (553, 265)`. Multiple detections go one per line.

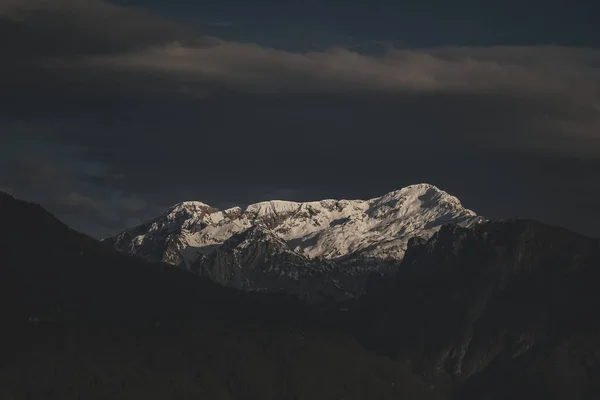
(0, 191), (441, 400)
(350, 220), (600, 399)
(2, 191), (600, 399)
(190, 225), (398, 302)
(106, 183), (483, 300)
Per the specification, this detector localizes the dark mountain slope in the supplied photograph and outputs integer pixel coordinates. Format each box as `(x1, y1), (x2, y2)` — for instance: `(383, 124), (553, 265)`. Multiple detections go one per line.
(351, 220), (600, 399)
(0, 192), (310, 324)
(0, 192), (439, 400)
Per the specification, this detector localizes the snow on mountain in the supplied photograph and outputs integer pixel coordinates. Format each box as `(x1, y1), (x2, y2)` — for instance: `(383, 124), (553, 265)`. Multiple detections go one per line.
(192, 225), (318, 297)
(106, 183), (483, 269)
(191, 224), (403, 302)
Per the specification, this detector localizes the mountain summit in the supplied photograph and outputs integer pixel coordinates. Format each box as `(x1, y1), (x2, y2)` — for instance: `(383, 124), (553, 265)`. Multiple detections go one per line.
(107, 184), (481, 264)
(105, 184), (483, 301)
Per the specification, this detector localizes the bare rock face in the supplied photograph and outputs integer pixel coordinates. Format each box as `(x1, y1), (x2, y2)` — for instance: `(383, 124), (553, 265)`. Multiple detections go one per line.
(106, 184), (483, 301)
(190, 225), (402, 303)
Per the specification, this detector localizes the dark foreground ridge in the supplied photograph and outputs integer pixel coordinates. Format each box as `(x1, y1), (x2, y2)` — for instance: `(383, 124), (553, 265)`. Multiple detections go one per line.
(2, 191), (600, 399)
(352, 220), (600, 399)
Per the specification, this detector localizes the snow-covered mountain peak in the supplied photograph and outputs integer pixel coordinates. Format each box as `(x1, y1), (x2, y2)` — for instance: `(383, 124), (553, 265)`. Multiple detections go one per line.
(243, 200), (303, 229)
(244, 200), (300, 216)
(107, 184), (484, 268)
(166, 201), (217, 219)
(372, 183), (459, 205)
(382, 182), (437, 196)
(223, 206), (243, 216)
(367, 183), (473, 219)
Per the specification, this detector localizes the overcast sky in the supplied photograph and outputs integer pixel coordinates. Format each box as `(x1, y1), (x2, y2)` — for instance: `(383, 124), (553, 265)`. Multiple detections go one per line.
(1, 0), (599, 238)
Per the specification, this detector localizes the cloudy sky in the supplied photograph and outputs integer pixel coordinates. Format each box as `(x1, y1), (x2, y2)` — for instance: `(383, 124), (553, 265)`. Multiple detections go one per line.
(1, 0), (599, 238)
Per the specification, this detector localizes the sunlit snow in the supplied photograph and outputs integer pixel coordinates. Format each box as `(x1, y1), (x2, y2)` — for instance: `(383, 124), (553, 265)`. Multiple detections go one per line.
(111, 183), (484, 268)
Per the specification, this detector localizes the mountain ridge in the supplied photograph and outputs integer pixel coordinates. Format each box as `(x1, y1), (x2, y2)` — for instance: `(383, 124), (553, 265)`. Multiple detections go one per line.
(106, 183), (483, 264)
(350, 219), (600, 399)
(105, 184), (483, 300)
(3, 190), (600, 399)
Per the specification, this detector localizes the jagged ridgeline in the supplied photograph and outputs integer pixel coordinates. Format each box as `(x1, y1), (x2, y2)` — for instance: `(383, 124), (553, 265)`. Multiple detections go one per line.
(105, 184), (483, 301)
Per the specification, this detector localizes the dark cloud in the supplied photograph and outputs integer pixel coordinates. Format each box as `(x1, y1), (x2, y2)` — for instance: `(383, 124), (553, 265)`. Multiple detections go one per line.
(3, 1), (598, 157)
(1, 0), (599, 237)
(56, 192), (104, 214)
(0, 0), (198, 58)
(78, 43), (600, 158)
(205, 20), (239, 28)
(0, 128), (161, 238)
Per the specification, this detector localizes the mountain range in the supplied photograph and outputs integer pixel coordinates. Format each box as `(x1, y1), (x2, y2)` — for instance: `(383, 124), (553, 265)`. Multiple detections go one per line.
(2, 190), (600, 399)
(105, 183), (483, 301)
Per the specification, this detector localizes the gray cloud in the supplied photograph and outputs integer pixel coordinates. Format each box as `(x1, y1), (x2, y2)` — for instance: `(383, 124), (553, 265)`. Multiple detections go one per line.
(4, 1), (599, 99)
(81, 43), (599, 97)
(3, 1), (598, 158)
(0, 0), (197, 58)
(74, 42), (600, 157)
